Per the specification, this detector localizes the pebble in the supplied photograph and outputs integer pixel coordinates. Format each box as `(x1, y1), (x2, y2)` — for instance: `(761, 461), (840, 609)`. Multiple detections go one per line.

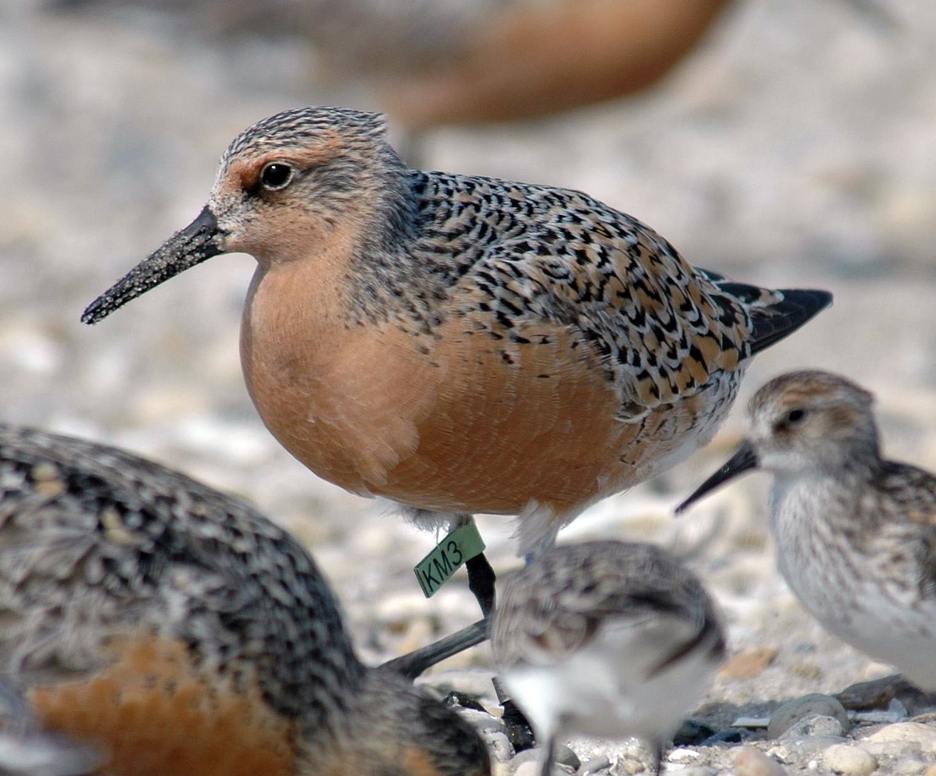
(719, 647), (778, 679)
(863, 722), (936, 749)
(821, 744), (877, 775)
(673, 718), (718, 746)
(579, 755), (612, 774)
(618, 759), (647, 775)
(769, 735), (848, 759)
(668, 748), (702, 762)
(482, 731), (514, 763)
(554, 745), (580, 772)
(509, 749), (575, 776)
(924, 764), (936, 776)
(780, 714), (846, 739)
(513, 762), (540, 776)
(768, 695), (851, 739)
(509, 749), (540, 770)
(734, 747), (788, 776)
(861, 739), (921, 758)
(893, 758), (930, 775)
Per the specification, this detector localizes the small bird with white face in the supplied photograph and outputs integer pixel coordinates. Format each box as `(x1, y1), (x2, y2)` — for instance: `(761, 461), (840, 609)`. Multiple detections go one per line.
(490, 541), (725, 776)
(678, 370), (936, 691)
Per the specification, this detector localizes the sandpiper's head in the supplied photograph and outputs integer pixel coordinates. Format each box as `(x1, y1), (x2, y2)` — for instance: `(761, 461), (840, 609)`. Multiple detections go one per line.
(677, 370), (880, 513)
(82, 107), (407, 325)
(744, 370), (879, 474)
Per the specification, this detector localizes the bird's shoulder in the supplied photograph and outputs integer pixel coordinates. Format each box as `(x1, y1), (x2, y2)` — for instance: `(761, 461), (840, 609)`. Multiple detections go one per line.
(408, 171), (752, 411)
(875, 460), (936, 528)
(0, 425), (357, 720)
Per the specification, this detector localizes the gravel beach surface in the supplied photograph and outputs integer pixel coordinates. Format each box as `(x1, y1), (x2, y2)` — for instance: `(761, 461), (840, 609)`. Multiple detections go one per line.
(2, 1), (936, 773)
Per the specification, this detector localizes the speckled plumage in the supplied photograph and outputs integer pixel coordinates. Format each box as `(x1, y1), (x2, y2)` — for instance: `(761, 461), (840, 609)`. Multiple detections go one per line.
(491, 541), (725, 776)
(0, 424), (490, 776)
(83, 107), (831, 562)
(678, 370), (936, 691)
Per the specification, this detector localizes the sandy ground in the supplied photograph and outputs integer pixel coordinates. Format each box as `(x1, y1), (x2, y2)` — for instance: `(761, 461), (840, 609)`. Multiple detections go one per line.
(2, 0), (936, 772)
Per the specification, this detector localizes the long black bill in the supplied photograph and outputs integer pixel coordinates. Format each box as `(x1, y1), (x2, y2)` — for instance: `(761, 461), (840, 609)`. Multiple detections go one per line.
(675, 440), (759, 515)
(81, 206), (223, 325)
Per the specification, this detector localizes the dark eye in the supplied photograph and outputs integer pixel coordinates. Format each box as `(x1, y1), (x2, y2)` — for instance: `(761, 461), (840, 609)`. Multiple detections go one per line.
(786, 408), (807, 425)
(259, 162), (294, 190)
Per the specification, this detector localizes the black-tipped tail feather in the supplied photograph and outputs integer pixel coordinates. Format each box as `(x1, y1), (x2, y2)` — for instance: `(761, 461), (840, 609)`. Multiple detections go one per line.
(748, 288), (833, 356)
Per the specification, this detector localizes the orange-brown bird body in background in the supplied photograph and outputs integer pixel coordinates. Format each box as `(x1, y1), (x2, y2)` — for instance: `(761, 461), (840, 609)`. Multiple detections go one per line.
(0, 425), (491, 775)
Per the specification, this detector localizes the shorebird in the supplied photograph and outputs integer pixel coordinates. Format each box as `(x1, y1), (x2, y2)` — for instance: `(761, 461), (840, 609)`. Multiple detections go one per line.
(82, 106), (831, 669)
(677, 370), (936, 691)
(52, 0), (733, 129)
(0, 424), (491, 776)
(491, 541), (725, 776)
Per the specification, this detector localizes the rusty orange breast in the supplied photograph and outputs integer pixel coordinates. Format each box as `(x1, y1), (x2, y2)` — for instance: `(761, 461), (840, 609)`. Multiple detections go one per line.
(29, 637), (297, 776)
(241, 268), (680, 517)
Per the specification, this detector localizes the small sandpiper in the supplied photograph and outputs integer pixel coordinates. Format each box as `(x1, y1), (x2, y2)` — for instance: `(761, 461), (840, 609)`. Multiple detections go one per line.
(490, 541), (725, 775)
(678, 370), (936, 691)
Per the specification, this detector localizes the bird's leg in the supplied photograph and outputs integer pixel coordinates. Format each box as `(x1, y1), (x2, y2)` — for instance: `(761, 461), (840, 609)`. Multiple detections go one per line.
(537, 732), (557, 776)
(380, 512), (496, 677)
(493, 676), (536, 752)
(648, 739), (663, 776)
(379, 619), (488, 679)
(466, 552), (496, 616)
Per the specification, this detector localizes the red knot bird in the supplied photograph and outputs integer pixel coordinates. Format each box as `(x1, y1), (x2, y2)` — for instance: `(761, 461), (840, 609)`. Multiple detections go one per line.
(82, 106), (831, 669)
(490, 540), (725, 776)
(678, 370), (936, 692)
(52, 0), (733, 129)
(0, 424), (491, 776)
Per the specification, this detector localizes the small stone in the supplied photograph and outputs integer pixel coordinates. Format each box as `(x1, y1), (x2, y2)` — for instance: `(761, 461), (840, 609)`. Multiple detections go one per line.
(554, 744), (579, 771)
(893, 758), (928, 775)
(768, 694), (851, 739)
(619, 760), (646, 775)
(779, 736), (848, 758)
(861, 740), (920, 758)
(864, 722), (936, 749)
(668, 748), (701, 762)
(701, 729), (743, 746)
(509, 749), (540, 770)
(780, 714), (845, 739)
(510, 749), (574, 776)
(790, 661), (823, 681)
(924, 764), (936, 776)
(673, 718), (718, 746)
(734, 747), (787, 776)
(513, 762), (539, 776)
(719, 647), (778, 679)
(821, 744), (877, 775)
(458, 707), (504, 734)
(580, 755), (612, 774)
(836, 676), (933, 715)
(482, 731), (514, 763)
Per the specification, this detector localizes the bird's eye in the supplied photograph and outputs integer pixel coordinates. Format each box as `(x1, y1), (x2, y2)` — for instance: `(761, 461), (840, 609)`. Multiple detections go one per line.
(259, 162), (294, 190)
(785, 408), (807, 425)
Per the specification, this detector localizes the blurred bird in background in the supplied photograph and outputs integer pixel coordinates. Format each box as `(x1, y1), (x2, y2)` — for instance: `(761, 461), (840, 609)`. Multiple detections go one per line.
(49, 0), (734, 134)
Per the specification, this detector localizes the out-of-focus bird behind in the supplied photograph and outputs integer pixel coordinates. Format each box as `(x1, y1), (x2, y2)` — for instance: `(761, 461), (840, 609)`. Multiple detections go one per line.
(51, 0), (737, 129)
